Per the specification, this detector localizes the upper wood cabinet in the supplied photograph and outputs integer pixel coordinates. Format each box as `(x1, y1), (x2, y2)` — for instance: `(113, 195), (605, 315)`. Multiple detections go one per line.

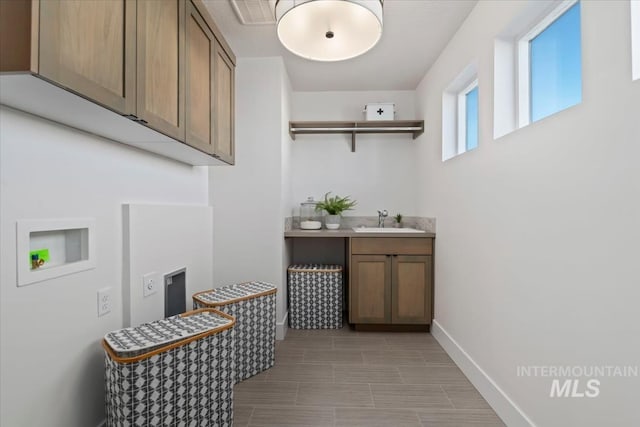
(0, 0), (235, 166)
(137, 0), (185, 141)
(184, 0), (235, 162)
(185, 0), (214, 154)
(213, 41), (235, 164)
(39, 0), (136, 115)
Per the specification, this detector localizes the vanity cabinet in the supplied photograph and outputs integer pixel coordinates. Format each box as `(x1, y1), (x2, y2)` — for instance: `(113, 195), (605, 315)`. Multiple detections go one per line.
(350, 237), (433, 327)
(0, 0), (235, 165)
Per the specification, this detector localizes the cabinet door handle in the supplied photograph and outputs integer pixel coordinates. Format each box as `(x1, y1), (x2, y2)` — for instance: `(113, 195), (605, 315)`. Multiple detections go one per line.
(123, 114), (148, 125)
(392, 254), (398, 257)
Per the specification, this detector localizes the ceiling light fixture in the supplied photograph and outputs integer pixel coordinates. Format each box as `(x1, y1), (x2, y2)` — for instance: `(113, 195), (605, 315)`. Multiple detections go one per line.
(275, 0), (384, 62)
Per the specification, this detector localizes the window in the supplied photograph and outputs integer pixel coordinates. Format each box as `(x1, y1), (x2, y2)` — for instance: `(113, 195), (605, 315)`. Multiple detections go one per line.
(494, 0), (583, 138)
(457, 81), (479, 153)
(442, 64), (478, 161)
(518, 1), (582, 126)
(465, 85), (479, 151)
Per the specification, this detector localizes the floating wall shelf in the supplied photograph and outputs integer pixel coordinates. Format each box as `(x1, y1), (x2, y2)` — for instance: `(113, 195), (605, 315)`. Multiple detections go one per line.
(289, 120), (425, 152)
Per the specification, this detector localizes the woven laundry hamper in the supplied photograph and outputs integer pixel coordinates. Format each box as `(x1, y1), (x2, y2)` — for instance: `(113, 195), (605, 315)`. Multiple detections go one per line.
(102, 309), (235, 427)
(287, 264), (343, 329)
(192, 281), (277, 383)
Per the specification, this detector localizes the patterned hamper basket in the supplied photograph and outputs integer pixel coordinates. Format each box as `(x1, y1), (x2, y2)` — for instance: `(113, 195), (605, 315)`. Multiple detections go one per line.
(102, 309), (236, 427)
(287, 264), (343, 329)
(192, 281), (277, 383)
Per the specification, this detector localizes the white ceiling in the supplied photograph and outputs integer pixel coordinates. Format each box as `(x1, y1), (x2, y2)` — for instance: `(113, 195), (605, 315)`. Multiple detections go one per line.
(203, 0), (478, 91)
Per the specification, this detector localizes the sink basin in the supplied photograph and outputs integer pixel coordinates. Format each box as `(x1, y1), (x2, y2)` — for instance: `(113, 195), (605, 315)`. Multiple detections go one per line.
(352, 227), (425, 233)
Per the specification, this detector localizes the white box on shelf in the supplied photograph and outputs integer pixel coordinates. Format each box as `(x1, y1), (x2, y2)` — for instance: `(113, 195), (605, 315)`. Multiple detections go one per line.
(364, 103), (395, 120)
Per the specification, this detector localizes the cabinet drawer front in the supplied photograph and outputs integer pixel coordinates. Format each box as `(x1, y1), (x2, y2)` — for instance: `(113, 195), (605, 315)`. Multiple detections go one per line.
(351, 237), (432, 255)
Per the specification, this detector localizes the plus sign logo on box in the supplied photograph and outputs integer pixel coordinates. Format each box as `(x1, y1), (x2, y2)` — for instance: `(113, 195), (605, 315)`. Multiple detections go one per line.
(364, 103), (395, 121)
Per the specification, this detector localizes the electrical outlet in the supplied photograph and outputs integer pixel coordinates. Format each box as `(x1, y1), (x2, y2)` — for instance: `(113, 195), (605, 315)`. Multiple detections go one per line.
(97, 287), (112, 317)
(143, 272), (160, 297)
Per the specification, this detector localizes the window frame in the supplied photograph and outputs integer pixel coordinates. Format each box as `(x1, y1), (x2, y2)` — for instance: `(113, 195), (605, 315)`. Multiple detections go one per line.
(442, 62), (477, 161)
(457, 79), (479, 155)
(517, 0), (580, 127)
(632, 0), (640, 81)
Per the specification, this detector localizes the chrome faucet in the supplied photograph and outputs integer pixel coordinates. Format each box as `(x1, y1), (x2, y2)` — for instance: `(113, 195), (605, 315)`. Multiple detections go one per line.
(377, 210), (388, 228)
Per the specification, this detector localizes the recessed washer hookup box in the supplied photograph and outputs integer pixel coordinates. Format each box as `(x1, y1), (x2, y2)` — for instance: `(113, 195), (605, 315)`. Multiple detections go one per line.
(364, 103), (395, 120)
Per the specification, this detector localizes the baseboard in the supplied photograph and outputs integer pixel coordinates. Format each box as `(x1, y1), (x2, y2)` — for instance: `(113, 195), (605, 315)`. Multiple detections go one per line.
(276, 311), (288, 340)
(431, 320), (535, 427)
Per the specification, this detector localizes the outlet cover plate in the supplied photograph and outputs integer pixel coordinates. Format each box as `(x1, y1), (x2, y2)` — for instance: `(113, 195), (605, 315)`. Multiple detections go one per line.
(143, 272), (160, 297)
(97, 287), (112, 316)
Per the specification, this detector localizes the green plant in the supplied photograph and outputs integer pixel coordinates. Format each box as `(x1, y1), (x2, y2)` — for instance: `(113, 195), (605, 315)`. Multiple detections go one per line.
(315, 192), (357, 215)
(394, 213), (403, 223)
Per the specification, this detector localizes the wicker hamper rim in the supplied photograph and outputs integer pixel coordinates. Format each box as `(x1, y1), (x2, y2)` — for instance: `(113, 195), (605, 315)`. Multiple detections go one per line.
(288, 265), (342, 273)
(192, 281), (277, 308)
(102, 308), (236, 364)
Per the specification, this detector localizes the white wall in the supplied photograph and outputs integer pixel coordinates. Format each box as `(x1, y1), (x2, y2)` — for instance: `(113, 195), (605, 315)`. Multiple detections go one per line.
(281, 63), (294, 222)
(415, 1), (640, 426)
(123, 204), (213, 327)
(290, 91), (419, 217)
(209, 57), (292, 335)
(281, 64), (294, 327)
(0, 107), (208, 426)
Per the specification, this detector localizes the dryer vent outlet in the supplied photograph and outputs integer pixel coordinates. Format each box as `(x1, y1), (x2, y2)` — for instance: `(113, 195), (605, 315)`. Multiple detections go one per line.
(165, 268), (186, 318)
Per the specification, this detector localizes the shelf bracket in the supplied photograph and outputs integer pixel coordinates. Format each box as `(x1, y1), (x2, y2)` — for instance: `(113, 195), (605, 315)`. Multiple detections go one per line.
(351, 132), (356, 152)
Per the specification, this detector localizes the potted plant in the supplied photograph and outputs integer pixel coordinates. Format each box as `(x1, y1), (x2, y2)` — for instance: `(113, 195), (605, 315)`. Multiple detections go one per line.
(393, 213), (403, 228)
(315, 192), (357, 229)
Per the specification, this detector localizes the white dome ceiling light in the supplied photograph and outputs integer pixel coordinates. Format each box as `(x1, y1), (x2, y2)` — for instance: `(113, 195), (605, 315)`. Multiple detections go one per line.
(275, 0), (384, 62)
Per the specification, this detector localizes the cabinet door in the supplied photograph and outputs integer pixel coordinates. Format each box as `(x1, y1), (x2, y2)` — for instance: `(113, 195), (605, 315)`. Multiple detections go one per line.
(39, 0), (136, 115)
(350, 255), (391, 324)
(392, 255), (432, 324)
(137, 0), (185, 140)
(185, 1), (214, 154)
(213, 41), (235, 164)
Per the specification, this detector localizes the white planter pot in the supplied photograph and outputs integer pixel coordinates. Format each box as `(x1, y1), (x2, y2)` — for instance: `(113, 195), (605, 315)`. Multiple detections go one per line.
(325, 215), (341, 230)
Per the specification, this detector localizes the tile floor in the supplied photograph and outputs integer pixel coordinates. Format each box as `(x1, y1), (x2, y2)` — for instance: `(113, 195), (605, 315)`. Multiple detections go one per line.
(233, 325), (505, 426)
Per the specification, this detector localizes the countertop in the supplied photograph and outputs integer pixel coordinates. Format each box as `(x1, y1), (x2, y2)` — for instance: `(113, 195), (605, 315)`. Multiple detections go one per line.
(284, 229), (435, 238)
